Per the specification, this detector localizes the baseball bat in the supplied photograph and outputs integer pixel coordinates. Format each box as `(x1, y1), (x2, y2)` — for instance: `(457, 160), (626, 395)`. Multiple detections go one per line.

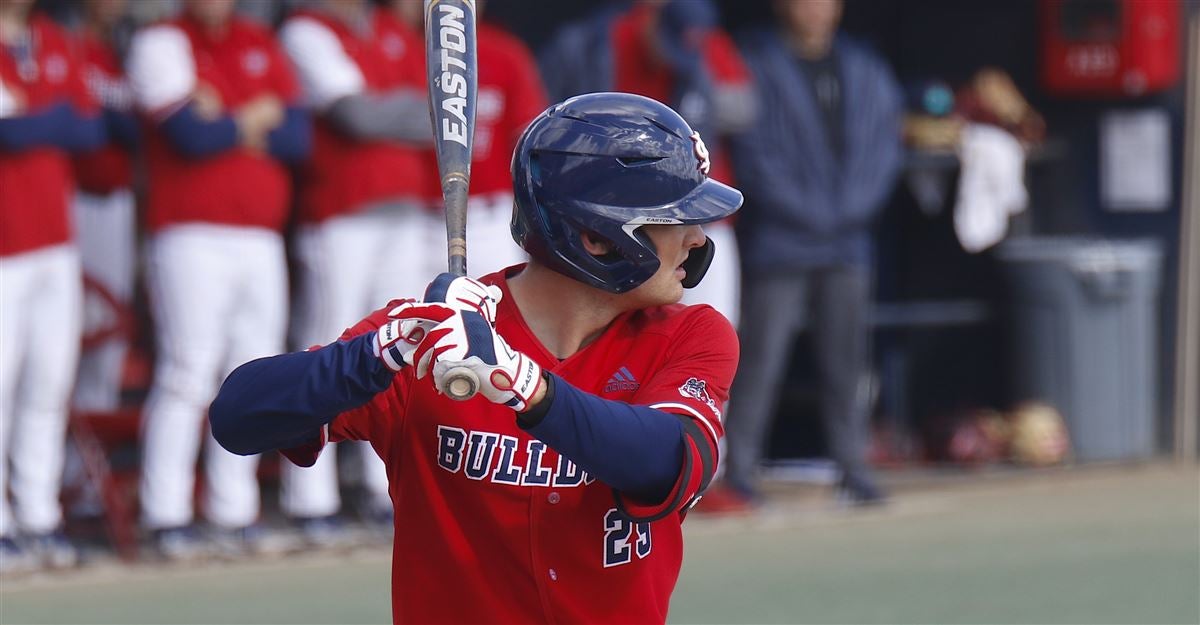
(425, 0), (479, 401)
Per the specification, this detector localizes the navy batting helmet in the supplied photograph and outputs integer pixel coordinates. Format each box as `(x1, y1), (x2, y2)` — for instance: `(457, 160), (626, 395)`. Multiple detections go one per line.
(510, 92), (743, 294)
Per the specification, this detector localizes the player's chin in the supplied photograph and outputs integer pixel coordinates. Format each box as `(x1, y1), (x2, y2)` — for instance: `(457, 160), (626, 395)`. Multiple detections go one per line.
(652, 276), (686, 306)
(628, 273), (683, 307)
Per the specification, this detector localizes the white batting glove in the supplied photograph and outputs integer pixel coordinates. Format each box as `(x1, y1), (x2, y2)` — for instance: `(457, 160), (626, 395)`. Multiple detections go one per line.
(423, 273), (503, 325)
(373, 300), (456, 372)
(412, 309), (544, 411)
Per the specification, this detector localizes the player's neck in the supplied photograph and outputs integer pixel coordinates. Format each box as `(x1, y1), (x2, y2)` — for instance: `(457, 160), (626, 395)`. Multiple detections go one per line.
(507, 264), (625, 359)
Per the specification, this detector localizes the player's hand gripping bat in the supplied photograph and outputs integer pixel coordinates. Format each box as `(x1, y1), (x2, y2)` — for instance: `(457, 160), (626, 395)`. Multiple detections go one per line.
(425, 0), (479, 400)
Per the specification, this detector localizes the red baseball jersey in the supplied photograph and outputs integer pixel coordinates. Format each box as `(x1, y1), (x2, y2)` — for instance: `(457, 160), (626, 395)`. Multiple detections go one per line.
(128, 15), (299, 233)
(458, 21), (547, 199)
(611, 4), (748, 186)
(281, 9), (429, 222)
(403, 19), (547, 203)
(288, 267), (737, 624)
(72, 31), (133, 195)
(0, 14), (93, 257)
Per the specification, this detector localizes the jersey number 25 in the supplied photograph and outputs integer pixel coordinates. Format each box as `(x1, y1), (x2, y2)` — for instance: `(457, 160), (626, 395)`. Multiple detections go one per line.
(603, 508), (652, 568)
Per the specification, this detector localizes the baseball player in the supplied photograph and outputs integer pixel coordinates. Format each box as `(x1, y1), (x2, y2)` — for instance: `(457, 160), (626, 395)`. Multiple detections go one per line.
(71, 0), (138, 412)
(0, 0), (104, 571)
(277, 0), (432, 537)
(539, 0), (756, 328)
(126, 0), (309, 558)
(211, 93), (739, 623)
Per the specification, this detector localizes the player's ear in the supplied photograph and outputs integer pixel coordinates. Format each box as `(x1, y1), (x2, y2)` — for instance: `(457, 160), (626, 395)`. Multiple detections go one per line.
(581, 231), (614, 257)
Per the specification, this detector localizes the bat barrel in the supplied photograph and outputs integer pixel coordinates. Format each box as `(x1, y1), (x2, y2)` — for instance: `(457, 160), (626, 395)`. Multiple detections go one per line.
(426, 0), (477, 277)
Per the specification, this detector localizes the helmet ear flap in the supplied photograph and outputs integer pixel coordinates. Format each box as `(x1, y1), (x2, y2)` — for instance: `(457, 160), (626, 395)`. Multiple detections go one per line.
(680, 237), (716, 289)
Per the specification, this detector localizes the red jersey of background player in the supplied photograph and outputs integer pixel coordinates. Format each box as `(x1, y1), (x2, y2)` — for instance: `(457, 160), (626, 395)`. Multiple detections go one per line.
(289, 267), (735, 623)
(611, 3), (748, 186)
(137, 15), (298, 233)
(397, 18), (547, 203)
(0, 14), (95, 256)
(72, 30), (133, 195)
(451, 20), (546, 199)
(290, 7), (429, 222)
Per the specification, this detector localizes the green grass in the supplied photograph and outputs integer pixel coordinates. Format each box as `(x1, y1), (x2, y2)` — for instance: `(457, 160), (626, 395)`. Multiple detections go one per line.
(1, 465), (1196, 625)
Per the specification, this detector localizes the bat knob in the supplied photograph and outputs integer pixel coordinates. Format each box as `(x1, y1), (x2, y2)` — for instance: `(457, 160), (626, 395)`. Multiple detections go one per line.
(442, 366), (479, 401)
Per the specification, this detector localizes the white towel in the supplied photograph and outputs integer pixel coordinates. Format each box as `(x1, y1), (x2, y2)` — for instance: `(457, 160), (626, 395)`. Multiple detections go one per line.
(953, 123), (1028, 253)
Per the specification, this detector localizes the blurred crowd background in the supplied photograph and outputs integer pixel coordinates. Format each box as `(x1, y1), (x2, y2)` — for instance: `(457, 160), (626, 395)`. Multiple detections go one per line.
(0, 0), (1196, 575)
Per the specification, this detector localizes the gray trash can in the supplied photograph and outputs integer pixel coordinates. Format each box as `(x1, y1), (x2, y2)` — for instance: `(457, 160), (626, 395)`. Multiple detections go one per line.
(997, 237), (1163, 461)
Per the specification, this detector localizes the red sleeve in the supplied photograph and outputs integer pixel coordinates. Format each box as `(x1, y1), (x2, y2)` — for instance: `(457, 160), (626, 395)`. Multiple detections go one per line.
(280, 300), (413, 467)
(66, 32), (98, 114)
(617, 306), (738, 520)
(266, 35), (301, 104)
(704, 30), (750, 86)
(501, 38), (548, 145)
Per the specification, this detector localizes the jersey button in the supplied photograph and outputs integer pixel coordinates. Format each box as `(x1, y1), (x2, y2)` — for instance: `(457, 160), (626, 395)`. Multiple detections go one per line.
(549, 568), (558, 581)
(547, 492), (560, 504)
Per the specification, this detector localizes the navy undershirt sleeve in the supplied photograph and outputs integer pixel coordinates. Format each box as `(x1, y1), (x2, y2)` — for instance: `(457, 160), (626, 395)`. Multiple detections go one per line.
(159, 102), (238, 158)
(105, 108), (140, 151)
(0, 102), (105, 152)
(519, 374), (685, 502)
(267, 106), (311, 162)
(210, 332), (394, 456)
(62, 108), (105, 152)
(0, 102), (75, 150)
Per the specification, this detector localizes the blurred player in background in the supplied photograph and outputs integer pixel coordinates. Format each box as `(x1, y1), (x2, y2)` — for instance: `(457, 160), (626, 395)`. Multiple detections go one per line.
(277, 0), (431, 540)
(210, 93), (739, 623)
(539, 0), (756, 328)
(389, 0), (546, 276)
(721, 0), (903, 507)
(127, 0), (310, 559)
(70, 0), (138, 412)
(0, 0), (104, 572)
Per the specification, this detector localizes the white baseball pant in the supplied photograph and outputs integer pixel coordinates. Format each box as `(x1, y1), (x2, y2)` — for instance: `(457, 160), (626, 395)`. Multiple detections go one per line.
(72, 188), (137, 412)
(139, 224), (287, 530)
(0, 244), (82, 537)
(464, 192), (527, 277)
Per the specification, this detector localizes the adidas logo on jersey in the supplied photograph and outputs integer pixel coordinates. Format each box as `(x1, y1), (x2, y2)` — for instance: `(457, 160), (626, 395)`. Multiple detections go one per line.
(604, 367), (640, 393)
